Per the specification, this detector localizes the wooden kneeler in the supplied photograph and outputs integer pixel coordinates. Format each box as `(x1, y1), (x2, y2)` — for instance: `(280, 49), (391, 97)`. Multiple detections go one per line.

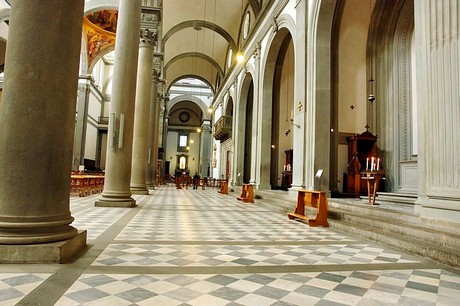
(218, 180), (228, 194)
(288, 190), (329, 227)
(237, 183), (254, 203)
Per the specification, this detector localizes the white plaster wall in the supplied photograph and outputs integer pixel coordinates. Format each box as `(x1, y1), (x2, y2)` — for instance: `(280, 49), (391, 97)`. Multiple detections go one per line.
(100, 133), (107, 170)
(188, 132), (200, 174)
(337, 0), (369, 133)
(88, 92), (102, 120)
(84, 125), (98, 160)
(278, 41), (294, 175)
(336, 0), (372, 191)
(166, 131), (178, 171)
(0, 22), (8, 42)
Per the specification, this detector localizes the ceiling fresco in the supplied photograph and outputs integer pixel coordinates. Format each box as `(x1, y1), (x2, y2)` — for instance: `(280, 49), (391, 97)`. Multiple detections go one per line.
(83, 10), (118, 69)
(86, 10), (118, 33)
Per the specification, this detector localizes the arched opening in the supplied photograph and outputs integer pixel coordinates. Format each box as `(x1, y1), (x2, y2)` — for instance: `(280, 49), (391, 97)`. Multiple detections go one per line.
(270, 35), (294, 189)
(261, 27), (294, 189)
(243, 80), (254, 184)
(236, 73), (255, 185)
(166, 77), (213, 179)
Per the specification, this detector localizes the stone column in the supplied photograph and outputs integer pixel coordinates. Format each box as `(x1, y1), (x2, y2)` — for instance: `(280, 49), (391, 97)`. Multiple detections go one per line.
(95, 0), (142, 207)
(160, 97), (169, 183)
(200, 122), (212, 177)
(130, 29), (156, 195)
(146, 70), (160, 188)
(73, 75), (92, 171)
(151, 91), (162, 186)
(414, 0), (460, 224)
(0, 0), (85, 262)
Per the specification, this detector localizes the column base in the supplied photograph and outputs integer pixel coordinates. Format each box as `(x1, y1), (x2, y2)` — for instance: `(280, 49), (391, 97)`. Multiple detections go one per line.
(95, 198), (136, 207)
(131, 188), (149, 195)
(0, 230), (87, 264)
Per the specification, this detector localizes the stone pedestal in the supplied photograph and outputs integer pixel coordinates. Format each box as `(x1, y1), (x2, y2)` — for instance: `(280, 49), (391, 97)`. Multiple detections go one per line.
(0, 0), (86, 261)
(95, 0), (142, 207)
(0, 231), (87, 264)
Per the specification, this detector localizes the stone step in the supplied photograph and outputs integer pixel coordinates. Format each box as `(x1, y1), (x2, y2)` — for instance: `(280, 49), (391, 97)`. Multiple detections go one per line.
(373, 192), (417, 205)
(329, 219), (460, 268)
(329, 207), (460, 250)
(327, 200), (421, 225)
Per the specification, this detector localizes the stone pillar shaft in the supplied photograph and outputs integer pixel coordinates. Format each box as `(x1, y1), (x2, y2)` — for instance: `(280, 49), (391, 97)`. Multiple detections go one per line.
(151, 93), (161, 185)
(130, 30), (155, 195)
(73, 76), (92, 171)
(146, 72), (159, 188)
(0, 0), (85, 244)
(95, 0), (142, 207)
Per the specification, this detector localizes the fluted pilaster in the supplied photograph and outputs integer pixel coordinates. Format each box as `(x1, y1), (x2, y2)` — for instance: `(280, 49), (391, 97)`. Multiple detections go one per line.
(415, 0), (460, 223)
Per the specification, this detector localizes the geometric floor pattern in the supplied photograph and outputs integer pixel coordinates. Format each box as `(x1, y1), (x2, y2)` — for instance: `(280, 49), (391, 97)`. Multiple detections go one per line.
(92, 243), (420, 267)
(1, 184), (459, 305)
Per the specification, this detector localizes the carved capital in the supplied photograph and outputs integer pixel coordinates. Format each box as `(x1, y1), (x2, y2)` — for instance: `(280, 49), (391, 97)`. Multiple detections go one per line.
(139, 28), (157, 47)
(152, 69), (160, 81)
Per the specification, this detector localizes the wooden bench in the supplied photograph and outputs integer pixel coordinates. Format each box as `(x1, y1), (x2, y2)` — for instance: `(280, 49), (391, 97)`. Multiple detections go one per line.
(218, 180), (228, 194)
(71, 174), (104, 197)
(237, 183), (254, 203)
(288, 190), (329, 227)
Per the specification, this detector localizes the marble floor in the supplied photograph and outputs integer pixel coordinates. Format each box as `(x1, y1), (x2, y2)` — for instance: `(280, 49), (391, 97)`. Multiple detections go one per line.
(1, 185), (459, 305)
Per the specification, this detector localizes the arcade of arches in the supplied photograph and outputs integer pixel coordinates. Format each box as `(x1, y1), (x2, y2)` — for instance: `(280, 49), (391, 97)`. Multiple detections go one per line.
(0, 0), (459, 285)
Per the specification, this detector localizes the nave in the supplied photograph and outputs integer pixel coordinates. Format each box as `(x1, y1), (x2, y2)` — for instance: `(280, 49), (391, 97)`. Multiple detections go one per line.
(1, 185), (459, 305)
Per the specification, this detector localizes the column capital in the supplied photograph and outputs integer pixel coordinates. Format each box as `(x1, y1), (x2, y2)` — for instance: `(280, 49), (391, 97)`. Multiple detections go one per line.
(152, 69), (160, 82)
(139, 28), (157, 47)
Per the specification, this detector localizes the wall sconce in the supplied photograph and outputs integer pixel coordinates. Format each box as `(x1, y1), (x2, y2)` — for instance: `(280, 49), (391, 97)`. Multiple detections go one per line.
(290, 119), (300, 129)
(289, 111), (300, 128)
(236, 51), (245, 63)
(368, 94), (375, 103)
(197, 128), (202, 133)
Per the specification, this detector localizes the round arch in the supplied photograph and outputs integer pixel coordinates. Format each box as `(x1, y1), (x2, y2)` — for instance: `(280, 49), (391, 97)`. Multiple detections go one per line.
(234, 71), (255, 185)
(260, 23), (295, 188)
(164, 52), (224, 85)
(166, 74), (214, 95)
(163, 20), (236, 52)
(167, 94), (210, 121)
(84, 0), (118, 15)
(0, 8), (10, 23)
